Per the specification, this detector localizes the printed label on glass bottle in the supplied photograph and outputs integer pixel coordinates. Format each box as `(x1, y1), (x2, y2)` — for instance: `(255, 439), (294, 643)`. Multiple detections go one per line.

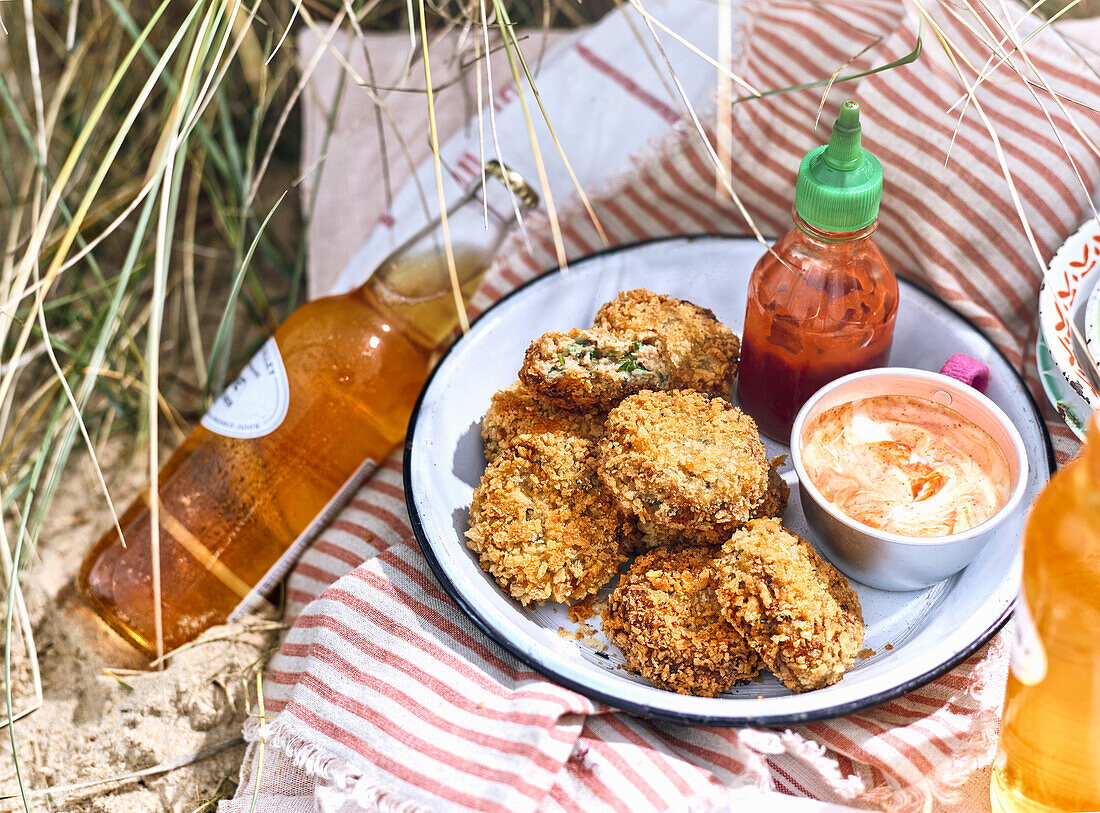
(227, 457), (378, 621)
(1010, 592), (1047, 686)
(201, 337), (290, 439)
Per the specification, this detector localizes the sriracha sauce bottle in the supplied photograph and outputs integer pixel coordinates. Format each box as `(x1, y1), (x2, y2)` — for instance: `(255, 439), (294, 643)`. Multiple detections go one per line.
(738, 100), (898, 443)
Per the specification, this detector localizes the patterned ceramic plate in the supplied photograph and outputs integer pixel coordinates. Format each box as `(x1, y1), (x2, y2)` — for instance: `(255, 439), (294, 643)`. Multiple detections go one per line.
(405, 236), (1053, 725)
(1038, 217), (1100, 407)
(1037, 332), (1088, 440)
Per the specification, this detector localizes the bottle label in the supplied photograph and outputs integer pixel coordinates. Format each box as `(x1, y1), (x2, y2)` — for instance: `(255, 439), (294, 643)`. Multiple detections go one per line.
(1010, 592), (1047, 686)
(227, 457), (379, 621)
(201, 338), (290, 439)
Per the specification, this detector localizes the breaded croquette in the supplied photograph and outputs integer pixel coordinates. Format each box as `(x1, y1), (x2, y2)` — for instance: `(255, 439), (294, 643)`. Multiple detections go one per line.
(597, 390), (771, 535)
(636, 457), (790, 549)
(594, 288), (740, 396)
(465, 433), (633, 605)
(519, 327), (668, 410)
(481, 380), (605, 462)
(715, 518), (864, 692)
(603, 545), (761, 696)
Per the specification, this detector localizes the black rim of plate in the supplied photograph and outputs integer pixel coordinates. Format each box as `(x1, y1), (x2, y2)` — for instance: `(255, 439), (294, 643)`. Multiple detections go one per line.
(402, 234), (1055, 727)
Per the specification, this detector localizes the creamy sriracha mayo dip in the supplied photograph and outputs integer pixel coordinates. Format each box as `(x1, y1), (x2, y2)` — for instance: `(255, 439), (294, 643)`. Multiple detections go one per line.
(800, 394), (1011, 537)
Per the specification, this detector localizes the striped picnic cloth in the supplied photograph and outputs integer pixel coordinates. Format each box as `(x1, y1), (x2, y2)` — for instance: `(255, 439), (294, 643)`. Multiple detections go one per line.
(224, 2), (1100, 810)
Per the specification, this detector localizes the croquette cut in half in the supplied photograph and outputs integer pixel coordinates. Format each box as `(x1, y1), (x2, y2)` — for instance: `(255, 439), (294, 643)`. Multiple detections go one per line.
(715, 518), (864, 693)
(465, 432), (633, 606)
(603, 545), (761, 697)
(597, 389), (772, 535)
(481, 380), (606, 462)
(519, 327), (668, 411)
(594, 289), (740, 396)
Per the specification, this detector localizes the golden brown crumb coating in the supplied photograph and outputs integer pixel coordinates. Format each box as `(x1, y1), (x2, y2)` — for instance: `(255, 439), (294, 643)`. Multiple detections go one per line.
(715, 518), (864, 692)
(597, 390), (771, 535)
(519, 328), (668, 410)
(755, 457), (791, 521)
(465, 433), (633, 605)
(593, 289), (740, 396)
(603, 545), (761, 696)
(636, 459), (789, 549)
(481, 380), (606, 462)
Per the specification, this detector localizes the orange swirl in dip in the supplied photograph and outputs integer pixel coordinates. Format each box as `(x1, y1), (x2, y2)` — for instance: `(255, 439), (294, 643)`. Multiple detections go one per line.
(800, 394), (1011, 537)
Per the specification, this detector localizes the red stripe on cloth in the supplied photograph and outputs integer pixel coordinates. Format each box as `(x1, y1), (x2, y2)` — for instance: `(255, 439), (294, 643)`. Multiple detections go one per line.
(291, 668), (569, 772)
(604, 717), (696, 798)
(585, 726), (676, 809)
(821, 0), (902, 34)
(501, 266), (525, 288)
(272, 641), (576, 741)
(675, 132), (764, 225)
(565, 749), (633, 813)
(651, 728), (746, 776)
(324, 522), (385, 553)
(286, 588), (315, 606)
(771, 760), (815, 797)
(561, 218), (599, 257)
(380, 457), (403, 474)
(873, 72), (1066, 252)
(655, 153), (729, 232)
(836, 753), (857, 777)
(676, 120), (790, 237)
(364, 546), (453, 603)
(598, 197), (652, 242)
(870, 700), (941, 723)
(802, 722), (907, 785)
(480, 280), (503, 303)
(902, 692), (983, 717)
(286, 701), (526, 812)
(293, 562), (341, 586)
(623, 178), (682, 235)
(845, 716), (935, 775)
(549, 781), (585, 813)
(347, 498), (412, 537)
(574, 43), (679, 126)
(370, 480), (405, 502)
(516, 247), (546, 276)
(286, 610), (581, 716)
(927, 669), (975, 692)
(332, 574), (555, 685)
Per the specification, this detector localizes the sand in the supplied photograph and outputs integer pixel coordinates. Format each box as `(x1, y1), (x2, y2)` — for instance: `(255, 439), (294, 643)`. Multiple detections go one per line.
(0, 441), (281, 812)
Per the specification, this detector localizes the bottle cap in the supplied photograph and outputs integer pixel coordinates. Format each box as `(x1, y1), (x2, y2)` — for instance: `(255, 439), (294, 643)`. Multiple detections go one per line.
(794, 100), (883, 233)
(485, 160), (539, 210)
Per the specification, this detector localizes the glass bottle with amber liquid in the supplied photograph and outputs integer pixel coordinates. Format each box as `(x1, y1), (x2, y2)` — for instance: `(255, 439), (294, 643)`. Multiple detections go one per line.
(737, 100), (898, 442)
(991, 413), (1100, 813)
(79, 161), (538, 656)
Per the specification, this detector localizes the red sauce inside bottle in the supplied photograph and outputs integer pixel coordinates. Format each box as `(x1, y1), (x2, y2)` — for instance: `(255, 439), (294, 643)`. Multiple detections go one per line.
(737, 213), (898, 442)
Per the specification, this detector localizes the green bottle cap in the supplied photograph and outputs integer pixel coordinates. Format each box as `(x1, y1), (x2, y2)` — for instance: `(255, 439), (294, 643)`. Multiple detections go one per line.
(794, 100), (883, 233)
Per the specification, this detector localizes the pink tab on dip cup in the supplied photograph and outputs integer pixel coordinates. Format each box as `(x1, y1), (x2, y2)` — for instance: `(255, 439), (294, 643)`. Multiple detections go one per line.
(940, 353), (990, 393)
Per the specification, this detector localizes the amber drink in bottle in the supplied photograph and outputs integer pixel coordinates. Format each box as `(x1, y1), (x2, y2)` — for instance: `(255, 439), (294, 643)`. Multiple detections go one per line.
(79, 162), (538, 655)
(990, 413), (1100, 813)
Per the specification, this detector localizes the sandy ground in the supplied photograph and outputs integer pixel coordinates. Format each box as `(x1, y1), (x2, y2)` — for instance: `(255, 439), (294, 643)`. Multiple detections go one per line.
(0, 440), (281, 812)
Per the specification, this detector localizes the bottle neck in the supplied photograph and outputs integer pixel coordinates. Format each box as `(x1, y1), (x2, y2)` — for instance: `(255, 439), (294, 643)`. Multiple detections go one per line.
(792, 208), (878, 244)
(356, 192), (516, 350)
(352, 164), (536, 350)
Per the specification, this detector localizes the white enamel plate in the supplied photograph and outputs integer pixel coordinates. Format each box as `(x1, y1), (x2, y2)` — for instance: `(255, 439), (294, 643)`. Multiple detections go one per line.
(405, 236), (1052, 725)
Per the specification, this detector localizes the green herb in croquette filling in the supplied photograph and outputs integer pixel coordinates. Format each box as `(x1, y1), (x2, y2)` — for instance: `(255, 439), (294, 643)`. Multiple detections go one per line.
(549, 339), (651, 377)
